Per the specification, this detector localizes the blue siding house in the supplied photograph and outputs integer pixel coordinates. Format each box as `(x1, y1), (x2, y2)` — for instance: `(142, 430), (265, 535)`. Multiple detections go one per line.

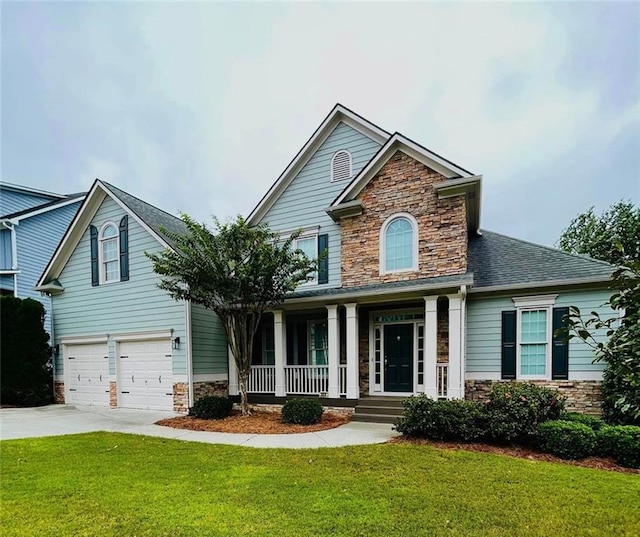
(0, 182), (85, 336)
(37, 181), (228, 412)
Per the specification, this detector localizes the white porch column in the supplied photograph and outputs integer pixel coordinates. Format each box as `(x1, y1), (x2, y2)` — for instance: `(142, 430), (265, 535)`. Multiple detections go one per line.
(447, 294), (463, 399)
(273, 310), (286, 397)
(424, 296), (438, 398)
(345, 303), (359, 399)
(228, 344), (239, 396)
(326, 305), (340, 398)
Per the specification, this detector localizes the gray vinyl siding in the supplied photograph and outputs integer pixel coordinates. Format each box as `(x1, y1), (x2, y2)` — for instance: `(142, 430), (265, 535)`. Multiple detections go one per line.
(15, 201), (82, 336)
(466, 289), (614, 376)
(258, 122), (381, 288)
(0, 189), (56, 215)
(52, 196), (187, 377)
(0, 229), (12, 269)
(190, 303), (228, 375)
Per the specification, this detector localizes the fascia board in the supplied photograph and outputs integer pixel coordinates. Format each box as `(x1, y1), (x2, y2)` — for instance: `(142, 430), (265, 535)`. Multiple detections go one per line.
(10, 196), (85, 222)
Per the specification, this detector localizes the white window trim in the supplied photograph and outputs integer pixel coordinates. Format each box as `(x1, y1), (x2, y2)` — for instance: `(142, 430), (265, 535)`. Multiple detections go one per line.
(513, 295), (557, 380)
(379, 213), (419, 275)
(99, 221), (120, 284)
(330, 149), (352, 182)
(295, 232), (318, 286)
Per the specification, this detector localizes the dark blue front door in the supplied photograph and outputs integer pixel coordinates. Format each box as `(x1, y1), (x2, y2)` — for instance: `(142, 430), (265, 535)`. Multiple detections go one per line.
(384, 324), (413, 392)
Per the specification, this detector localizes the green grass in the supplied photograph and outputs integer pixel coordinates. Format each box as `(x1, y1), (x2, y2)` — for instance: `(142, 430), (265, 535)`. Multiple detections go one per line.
(1, 433), (639, 536)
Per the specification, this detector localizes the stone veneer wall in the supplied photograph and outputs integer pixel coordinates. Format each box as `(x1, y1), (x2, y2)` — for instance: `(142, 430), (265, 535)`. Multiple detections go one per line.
(465, 380), (603, 415)
(173, 382), (189, 413)
(340, 151), (467, 287)
(109, 382), (117, 407)
(193, 380), (228, 400)
(249, 403), (354, 416)
(54, 381), (65, 404)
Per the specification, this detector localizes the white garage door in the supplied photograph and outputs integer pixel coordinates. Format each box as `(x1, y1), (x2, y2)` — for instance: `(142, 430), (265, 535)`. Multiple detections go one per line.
(66, 343), (110, 406)
(118, 339), (173, 411)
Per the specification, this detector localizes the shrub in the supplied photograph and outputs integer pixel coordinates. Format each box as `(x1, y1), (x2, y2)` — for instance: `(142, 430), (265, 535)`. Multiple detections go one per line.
(484, 382), (566, 444)
(561, 412), (605, 431)
(601, 366), (640, 426)
(189, 395), (233, 420)
(537, 420), (596, 460)
(596, 425), (640, 468)
(281, 398), (324, 425)
(395, 396), (487, 441)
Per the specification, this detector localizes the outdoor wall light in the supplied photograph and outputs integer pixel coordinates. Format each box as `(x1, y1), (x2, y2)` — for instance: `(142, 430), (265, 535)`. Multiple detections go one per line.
(172, 337), (180, 350)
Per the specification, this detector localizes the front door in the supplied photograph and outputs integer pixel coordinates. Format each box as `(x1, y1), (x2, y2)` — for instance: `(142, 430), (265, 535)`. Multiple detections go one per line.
(384, 324), (413, 392)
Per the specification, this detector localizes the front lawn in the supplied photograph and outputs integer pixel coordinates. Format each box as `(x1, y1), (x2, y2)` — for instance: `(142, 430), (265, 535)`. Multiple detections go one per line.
(1, 433), (638, 536)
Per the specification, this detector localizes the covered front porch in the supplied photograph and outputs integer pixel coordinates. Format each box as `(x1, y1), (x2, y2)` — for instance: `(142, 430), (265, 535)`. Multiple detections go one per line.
(228, 284), (467, 402)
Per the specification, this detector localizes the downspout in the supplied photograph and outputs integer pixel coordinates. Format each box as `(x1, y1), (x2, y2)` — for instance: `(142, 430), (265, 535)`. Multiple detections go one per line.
(185, 299), (194, 408)
(6, 220), (19, 296)
(460, 284), (467, 399)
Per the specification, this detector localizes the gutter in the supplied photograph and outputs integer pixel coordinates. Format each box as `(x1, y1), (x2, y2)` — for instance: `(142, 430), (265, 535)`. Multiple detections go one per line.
(467, 276), (612, 296)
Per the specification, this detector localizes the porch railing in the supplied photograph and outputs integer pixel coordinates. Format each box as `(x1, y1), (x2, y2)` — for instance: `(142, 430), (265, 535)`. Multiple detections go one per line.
(339, 364), (347, 396)
(437, 363), (448, 399)
(247, 365), (276, 393)
(285, 365), (329, 395)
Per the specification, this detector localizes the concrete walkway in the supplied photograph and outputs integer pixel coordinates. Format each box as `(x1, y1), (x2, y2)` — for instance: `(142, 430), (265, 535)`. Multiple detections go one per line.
(0, 404), (399, 448)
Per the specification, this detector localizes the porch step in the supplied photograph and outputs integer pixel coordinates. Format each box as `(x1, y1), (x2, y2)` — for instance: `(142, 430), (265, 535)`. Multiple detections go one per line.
(351, 396), (406, 424)
(351, 413), (398, 424)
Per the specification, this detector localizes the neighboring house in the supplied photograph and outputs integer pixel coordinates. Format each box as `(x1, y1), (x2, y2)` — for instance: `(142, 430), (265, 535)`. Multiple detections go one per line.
(0, 182), (85, 336)
(36, 181), (228, 411)
(38, 104), (614, 415)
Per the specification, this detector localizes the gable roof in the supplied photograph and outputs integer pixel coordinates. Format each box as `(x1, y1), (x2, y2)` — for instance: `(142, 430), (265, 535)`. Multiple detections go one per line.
(37, 180), (185, 287)
(467, 230), (614, 291)
(1, 193), (85, 221)
(246, 103), (390, 226)
(0, 181), (67, 201)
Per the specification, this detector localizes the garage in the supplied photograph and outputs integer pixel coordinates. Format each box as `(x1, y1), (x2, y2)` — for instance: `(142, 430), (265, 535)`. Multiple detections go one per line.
(65, 343), (110, 406)
(118, 339), (173, 411)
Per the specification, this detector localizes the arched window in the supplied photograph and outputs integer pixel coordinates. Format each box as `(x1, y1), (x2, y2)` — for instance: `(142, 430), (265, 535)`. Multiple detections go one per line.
(99, 223), (119, 283)
(331, 150), (352, 182)
(380, 214), (418, 273)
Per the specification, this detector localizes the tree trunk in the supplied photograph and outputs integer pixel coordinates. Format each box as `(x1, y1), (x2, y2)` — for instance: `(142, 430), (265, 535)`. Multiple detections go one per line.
(238, 369), (250, 415)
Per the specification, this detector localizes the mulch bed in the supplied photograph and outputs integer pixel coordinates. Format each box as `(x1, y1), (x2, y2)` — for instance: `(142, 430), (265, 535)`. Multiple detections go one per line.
(156, 410), (351, 434)
(390, 436), (639, 474)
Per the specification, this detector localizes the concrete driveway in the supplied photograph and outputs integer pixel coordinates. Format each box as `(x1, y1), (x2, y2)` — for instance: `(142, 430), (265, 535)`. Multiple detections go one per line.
(0, 404), (399, 448)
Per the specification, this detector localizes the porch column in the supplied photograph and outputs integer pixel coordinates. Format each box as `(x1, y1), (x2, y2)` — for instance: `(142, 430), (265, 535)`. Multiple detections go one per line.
(326, 305), (340, 398)
(273, 310), (286, 397)
(228, 344), (239, 396)
(424, 296), (438, 398)
(345, 303), (359, 399)
(447, 294), (463, 399)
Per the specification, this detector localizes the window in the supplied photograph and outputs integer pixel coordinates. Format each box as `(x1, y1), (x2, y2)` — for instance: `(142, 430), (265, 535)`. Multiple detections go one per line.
(295, 235), (318, 284)
(331, 150), (352, 182)
(262, 324), (275, 365)
(308, 321), (327, 365)
(512, 295), (556, 379)
(99, 223), (119, 283)
(380, 214), (418, 274)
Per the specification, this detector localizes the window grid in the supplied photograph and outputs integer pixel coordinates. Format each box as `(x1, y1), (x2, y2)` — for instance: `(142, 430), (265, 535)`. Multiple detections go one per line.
(417, 324), (425, 386)
(295, 236), (317, 283)
(374, 326), (382, 385)
(308, 321), (327, 366)
(100, 224), (119, 283)
(520, 309), (547, 376)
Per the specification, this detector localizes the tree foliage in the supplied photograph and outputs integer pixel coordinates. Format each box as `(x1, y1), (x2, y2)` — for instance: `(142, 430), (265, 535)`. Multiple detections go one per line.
(564, 258), (640, 424)
(0, 296), (52, 406)
(557, 200), (640, 265)
(147, 215), (316, 414)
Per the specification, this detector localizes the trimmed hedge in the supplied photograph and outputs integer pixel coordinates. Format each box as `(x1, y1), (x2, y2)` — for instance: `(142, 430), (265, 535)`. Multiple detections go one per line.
(189, 395), (234, 420)
(561, 412), (605, 431)
(395, 396), (486, 441)
(597, 425), (640, 469)
(484, 382), (566, 444)
(282, 398), (324, 425)
(537, 420), (596, 460)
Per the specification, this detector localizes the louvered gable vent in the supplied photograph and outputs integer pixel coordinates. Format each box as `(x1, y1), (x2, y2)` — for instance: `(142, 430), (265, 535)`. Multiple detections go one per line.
(331, 150), (352, 182)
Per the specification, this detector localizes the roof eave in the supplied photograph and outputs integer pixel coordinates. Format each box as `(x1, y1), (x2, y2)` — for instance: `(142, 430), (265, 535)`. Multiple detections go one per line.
(468, 276), (612, 296)
(434, 175), (482, 231)
(325, 200), (364, 222)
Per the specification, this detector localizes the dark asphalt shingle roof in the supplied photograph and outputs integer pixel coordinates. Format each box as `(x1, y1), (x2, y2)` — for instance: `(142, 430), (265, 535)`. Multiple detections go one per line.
(468, 230), (614, 288)
(101, 182), (186, 250)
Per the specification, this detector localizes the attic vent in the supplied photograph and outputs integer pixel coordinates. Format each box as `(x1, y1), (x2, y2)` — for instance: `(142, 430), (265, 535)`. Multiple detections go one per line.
(331, 150), (352, 182)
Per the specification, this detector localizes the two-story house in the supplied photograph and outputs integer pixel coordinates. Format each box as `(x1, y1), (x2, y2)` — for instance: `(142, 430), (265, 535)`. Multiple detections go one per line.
(0, 182), (85, 336)
(38, 105), (614, 415)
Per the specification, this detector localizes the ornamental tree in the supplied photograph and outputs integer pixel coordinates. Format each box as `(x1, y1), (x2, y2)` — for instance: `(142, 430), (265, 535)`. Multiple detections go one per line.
(147, 215), (316, 415)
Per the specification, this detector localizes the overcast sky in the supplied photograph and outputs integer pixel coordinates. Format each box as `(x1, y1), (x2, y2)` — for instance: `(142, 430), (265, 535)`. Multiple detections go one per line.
(2, 2), (638, 247)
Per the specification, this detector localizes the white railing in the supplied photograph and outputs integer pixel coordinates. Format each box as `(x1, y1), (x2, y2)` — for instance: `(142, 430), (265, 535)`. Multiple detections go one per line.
(437, 363), (448, 399)
(339, 364), (347, 396)
(285, 365), (329, 395)
(247, 365), (276, 393)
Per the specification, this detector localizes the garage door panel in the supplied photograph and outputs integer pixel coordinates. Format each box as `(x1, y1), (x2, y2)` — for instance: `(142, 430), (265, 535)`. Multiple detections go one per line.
(66, 343), (109, 406)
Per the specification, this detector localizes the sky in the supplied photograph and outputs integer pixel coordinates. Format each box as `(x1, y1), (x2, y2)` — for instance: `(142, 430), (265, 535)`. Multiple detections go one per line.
(2, 1), (639, 248)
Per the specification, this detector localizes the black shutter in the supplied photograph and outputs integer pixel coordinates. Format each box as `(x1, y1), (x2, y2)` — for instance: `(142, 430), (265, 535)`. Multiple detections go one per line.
(119, 216), (129, 281)
(90, 225), (99, 287)
(552, 307), (569, 379)
(317, 234), (329, 284)
(501, 310), (517, 379)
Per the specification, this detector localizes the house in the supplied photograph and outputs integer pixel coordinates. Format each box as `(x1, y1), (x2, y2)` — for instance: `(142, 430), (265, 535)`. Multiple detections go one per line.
(36, 181), (228, 411)
(0, 182), (85, 336)
(38, 104), (614, 415)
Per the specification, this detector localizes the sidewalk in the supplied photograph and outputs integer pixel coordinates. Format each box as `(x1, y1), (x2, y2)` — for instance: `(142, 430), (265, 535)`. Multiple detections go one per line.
(0, 405), (400, 448)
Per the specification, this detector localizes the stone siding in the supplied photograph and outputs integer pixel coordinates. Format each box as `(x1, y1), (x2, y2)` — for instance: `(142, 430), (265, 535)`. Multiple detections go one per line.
(109, 382), (117, 407)
(341, 151), (467, 288)
(54, 381), (65, 404)
(465, 379), (603, 415)
(173, 382), (189, 413)
(359, 314), (370, 396)
(247, 403), (355, 416)
(193, 380), (229, 400)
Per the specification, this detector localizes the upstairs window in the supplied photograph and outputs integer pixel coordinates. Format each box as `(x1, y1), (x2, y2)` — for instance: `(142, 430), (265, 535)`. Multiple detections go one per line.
(99, 223), (119, 283)
(380, 214), (418, 273)
(331, 150), (352, 182)
(295, 235), (318, 284)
